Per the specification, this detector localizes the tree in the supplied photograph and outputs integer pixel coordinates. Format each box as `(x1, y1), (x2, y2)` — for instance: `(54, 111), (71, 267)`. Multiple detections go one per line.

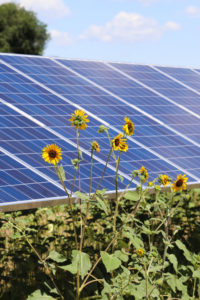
(0, 3), (50, 55)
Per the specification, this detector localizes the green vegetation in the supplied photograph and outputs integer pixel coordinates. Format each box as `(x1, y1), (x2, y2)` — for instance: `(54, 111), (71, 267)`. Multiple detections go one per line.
(0, 189), (200, 300)
(0, 111), (199, 299)
(0, 3), (49, 55)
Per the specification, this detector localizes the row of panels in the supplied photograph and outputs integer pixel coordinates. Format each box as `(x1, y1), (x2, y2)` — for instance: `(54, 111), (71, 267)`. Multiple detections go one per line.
(0, 54), (200, 207)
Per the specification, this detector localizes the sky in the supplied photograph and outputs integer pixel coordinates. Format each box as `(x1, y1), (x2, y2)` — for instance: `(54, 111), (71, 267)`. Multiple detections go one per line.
(1, 0), (200, 67)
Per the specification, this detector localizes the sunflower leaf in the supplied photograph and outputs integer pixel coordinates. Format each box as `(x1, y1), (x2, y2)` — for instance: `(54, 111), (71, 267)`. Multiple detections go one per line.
(79, 150), (83, 160)
(56, 164), (66, 181)
(118, 175), (124, 183)
(60, 250), (91, 279)
(101, 251), (121, 272)
(27, 290), (55, 299)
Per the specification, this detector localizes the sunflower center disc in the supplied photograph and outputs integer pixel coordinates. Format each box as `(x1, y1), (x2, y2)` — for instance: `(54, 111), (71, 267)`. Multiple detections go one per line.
(176, 179), (183, 187)
(115, 139), (120, 146)
(49, 150), (57, 158)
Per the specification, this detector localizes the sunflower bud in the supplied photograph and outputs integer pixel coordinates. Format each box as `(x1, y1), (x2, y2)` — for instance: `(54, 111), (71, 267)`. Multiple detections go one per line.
(132, 170), (139, 177)
(98, 125), (108, 133)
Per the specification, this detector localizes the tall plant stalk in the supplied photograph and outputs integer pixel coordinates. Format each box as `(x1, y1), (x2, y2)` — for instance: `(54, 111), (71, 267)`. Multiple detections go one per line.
(113, 151), (121, 234)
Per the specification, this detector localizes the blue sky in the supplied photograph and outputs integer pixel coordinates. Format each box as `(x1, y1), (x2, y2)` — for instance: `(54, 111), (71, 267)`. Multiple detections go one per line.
(1, 0), (200, 67)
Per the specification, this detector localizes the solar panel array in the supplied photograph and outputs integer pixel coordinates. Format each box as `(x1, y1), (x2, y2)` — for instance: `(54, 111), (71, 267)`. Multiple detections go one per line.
(0, 53), (200, 210)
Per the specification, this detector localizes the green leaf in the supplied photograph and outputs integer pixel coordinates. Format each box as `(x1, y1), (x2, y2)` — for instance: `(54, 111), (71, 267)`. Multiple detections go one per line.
(118, 174), (124, 183)
(193, 269), (200, 278)
(166, 276), (176, 293)
(79, 150), (83, 160)
(48, 251), (66, 263)
(95, 195), (108, 215)
(101, 251), (121, 272)
(123, 231), (143, 249)
(114, 250), (128, 262)
(96, 188), (107, 196)
(27, 290), (55, 300)
(56, 164), (66, 181)
(167, 254), (178, 273)
(175, 240), (193, 263)
(60, 250), (91, 279)
(75, 192), (90, 201)
(10, 231), (21, 239)
(124, 191), (140, 201)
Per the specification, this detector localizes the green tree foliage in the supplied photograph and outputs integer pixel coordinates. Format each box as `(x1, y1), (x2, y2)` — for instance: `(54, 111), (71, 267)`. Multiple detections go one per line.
(0, 3), (50, 55)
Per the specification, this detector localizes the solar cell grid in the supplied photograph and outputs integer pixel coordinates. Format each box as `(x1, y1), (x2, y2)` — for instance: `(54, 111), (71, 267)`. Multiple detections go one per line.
(111, 63), (200, 116)
(0, 150), (67, 204)
(0, 54), (200, 209)
(0, 56), (192, 180)
(2, 55), (199, 180)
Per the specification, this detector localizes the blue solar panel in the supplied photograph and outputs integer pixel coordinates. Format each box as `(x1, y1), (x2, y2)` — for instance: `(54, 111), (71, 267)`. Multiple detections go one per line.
(0, 54), (200, 209)
(0, 55), (195, 180)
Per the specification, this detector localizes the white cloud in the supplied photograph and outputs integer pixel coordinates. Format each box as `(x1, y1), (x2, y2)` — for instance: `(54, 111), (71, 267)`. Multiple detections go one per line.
(80, 12), (180, 43)
(185, 5), (200, 17)
(164, 21), (181, 31)
(19, 0), (70, 19)
(50, 30), (74, 46)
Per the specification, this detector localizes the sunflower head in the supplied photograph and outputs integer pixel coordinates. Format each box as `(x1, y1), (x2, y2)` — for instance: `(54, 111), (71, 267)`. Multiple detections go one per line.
(69, 109), (89, 130)
(91, 141), (100, 153)
(136, 248), (144, 256)
(159, 174), (171, 187)
(112, 133), (128, 152)
(140, 166), (149, 182)
(42, 144), (62, 165)
(123, 117), (134, 136)
(172, 174), (188, 192)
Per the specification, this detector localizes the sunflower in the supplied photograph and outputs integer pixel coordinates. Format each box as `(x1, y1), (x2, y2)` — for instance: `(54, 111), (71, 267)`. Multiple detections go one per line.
(112, 133), (128, 152)
(172, 174), (188, 192)
(160, 174), (171, 186)
(69, 109), (89, 130)
(136, 248), (144, 256)
(140, 166), (149, 182)
(91, 141), (100, 153)
(42, 144), (62, 165)
(123, 117), (134, 136)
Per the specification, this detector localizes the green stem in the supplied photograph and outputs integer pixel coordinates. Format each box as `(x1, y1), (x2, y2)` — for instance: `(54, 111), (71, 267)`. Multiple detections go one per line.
(144, 263), (149, 300)
(80, 296), (101, 300)
(76, 273), (80, 300)
(77, 129), (81, 192)
(89, 150), (94, 196)
(162, 193), (174, 272)
(192, 276), (197, 298)
(55, 165), (78, 249)
(93, 145), (113, 196)
(113, 151), (121, 234)
(106, 130), (117, 163)
(70, 168), (77, 198)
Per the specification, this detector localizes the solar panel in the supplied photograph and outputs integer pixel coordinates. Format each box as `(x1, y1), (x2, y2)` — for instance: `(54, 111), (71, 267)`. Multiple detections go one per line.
(0, 53), (200, 210)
